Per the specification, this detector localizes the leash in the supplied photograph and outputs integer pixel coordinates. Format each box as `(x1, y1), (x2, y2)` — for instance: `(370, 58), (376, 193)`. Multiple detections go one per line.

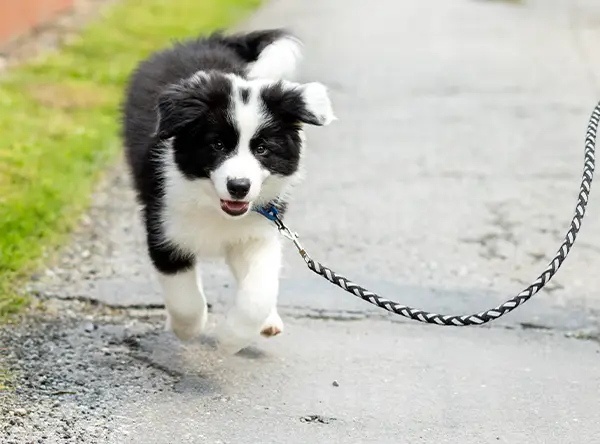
(256, 102), (599, 326)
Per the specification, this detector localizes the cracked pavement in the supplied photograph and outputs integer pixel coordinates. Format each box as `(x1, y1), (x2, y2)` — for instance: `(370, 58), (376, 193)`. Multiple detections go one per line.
(2, 0), (600, 442)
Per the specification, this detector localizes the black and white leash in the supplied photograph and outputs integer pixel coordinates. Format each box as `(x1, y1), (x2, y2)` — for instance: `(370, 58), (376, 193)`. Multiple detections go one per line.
(257, 102), (598, 326)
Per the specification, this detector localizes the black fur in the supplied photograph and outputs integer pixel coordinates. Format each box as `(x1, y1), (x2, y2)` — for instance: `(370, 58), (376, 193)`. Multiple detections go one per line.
(122, 29), (288, 194)
(158, 75), (239, 181)
(121, 29), (306, 275)
(261, 81), (324, 126)
(239, 87), (250, 104)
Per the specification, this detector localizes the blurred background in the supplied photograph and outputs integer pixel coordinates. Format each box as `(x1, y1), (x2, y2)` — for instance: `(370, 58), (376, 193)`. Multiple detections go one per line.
(0, 0), (73, 46)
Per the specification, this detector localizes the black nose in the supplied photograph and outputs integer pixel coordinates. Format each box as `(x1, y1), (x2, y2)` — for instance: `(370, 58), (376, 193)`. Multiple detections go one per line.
(227, 178), (251, 199)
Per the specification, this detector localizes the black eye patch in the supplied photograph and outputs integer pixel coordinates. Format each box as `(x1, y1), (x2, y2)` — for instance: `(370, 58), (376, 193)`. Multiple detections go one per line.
(171, 114), (240, 180)
(250, 120), (302, 176)
(154, 74), (244, 180)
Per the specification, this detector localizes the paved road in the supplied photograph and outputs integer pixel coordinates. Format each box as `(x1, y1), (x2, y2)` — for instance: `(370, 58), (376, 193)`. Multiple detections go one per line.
(2, 0), (600, 442)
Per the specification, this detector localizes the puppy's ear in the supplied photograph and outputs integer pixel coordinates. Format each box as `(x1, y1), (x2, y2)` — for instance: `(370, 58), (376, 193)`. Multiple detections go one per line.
(296, 82), (336, 126)
(262, 81), (336, 127)
(154, 73), (211, 139)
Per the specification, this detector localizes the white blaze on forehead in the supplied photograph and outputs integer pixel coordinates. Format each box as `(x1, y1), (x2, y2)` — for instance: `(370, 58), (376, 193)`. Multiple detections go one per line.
(210, 79), (270, 201)
(233, 83), (266, 164)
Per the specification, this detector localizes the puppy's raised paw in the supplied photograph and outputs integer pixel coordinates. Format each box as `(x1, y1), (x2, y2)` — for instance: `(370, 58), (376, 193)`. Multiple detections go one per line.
(260, 325), (282, 337)
(260, 310), (284, 338)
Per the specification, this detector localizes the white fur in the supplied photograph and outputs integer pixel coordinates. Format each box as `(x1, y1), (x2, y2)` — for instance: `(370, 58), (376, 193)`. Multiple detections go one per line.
(246, 36), (303, 81)
(159, 138), (292, 256)
(155, 49), (335, 354)
(159, 116), (297, 353)
(299, 82), (337, 125)
(159, 265), (207, 340)
(214, 235), (283, 353)
(159, 154), (287, 352)
(189, 70), (211, 85)
(210, 82), (270, 202)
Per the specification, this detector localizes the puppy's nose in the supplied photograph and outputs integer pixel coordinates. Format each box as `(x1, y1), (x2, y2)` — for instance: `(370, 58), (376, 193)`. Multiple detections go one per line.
(226, 178), (251, 199)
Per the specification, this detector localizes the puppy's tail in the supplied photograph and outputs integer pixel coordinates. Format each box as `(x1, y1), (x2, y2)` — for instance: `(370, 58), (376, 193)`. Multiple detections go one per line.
(245, 30), (302, 80)
(212, 29), (302, 81)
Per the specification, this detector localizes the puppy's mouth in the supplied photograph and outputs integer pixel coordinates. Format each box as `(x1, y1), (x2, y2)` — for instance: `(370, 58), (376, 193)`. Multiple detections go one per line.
(220, 199), (250, 217)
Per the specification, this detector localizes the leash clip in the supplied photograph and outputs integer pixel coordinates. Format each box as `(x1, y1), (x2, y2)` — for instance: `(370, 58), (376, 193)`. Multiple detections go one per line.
(275, 218), (306, 257)
(256, 204), (306, 258)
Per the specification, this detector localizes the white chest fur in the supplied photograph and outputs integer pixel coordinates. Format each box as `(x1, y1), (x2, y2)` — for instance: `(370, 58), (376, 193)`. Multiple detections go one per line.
(160, 162), (277, 257)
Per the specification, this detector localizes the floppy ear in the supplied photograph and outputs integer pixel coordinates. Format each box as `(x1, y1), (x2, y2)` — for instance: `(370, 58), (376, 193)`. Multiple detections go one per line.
(296, 82), (336, 126)
(154, 74), (211, 139)
(262, 81), (336, 127)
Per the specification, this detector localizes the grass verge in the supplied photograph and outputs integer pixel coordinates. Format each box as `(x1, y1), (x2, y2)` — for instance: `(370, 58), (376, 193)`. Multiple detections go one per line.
(0, 0), (262, 319)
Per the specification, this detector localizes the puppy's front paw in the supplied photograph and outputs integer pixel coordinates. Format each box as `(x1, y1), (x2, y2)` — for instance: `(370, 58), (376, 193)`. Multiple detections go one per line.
(165, 312), (207, 341)
(260, 310), (284, 338)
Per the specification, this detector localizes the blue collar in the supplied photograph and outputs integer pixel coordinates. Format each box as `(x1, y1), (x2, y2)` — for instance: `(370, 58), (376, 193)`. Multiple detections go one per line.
(254, 201), (305, 255)
(254, 202), (280, 222)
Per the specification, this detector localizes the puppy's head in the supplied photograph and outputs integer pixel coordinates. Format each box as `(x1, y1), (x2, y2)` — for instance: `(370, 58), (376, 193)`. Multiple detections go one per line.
(156, 72), (335, 218)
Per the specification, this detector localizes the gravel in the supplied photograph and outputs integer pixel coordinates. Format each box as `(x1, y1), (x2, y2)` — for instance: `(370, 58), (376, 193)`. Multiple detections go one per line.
(0, 299), (172, 444)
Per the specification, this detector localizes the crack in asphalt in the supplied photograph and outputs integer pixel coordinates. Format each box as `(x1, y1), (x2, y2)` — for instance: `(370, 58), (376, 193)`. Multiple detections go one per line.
(35, 291), (600, 336)
(460, 203), (519, 261)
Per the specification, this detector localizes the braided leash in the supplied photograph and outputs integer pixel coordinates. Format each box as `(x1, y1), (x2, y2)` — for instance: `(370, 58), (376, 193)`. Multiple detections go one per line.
(258, 102), (599, 326)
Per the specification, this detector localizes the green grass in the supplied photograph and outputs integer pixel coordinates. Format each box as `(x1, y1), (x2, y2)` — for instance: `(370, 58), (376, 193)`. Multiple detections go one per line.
(0, 0), (262, 319)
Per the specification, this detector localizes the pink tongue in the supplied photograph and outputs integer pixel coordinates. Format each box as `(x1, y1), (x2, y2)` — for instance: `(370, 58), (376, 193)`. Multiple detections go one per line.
(222, 200), (248, 210)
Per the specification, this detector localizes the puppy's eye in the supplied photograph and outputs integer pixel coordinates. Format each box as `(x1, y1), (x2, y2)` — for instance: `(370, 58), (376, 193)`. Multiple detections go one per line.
(255, 144), (268, 155)
(212, 140), (225, 151)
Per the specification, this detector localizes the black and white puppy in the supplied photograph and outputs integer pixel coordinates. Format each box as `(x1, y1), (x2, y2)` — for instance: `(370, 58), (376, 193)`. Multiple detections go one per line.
(121, 29), (335, 353)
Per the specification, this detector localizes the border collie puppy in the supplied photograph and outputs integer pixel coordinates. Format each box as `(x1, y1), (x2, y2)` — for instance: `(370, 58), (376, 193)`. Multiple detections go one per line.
(121, 29), (335, 354)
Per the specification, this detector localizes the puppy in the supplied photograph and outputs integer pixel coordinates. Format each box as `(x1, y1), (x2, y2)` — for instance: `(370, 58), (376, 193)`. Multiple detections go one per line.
(121, 29), (335, 353)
